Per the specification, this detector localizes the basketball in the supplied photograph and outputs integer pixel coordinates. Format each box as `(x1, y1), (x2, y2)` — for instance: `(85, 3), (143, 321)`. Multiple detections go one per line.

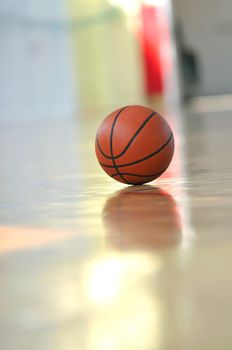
(95, 105), (175, 185)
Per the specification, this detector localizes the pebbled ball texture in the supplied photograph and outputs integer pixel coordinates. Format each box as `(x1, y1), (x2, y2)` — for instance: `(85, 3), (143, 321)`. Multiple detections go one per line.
(95, 105), (174, 185)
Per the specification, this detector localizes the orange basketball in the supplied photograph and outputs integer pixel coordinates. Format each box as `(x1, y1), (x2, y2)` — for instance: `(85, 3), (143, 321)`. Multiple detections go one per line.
(95, 105), (174, 185)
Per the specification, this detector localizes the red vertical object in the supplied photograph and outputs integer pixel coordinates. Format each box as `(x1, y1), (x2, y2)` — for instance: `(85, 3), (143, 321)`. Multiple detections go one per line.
(140, 4), (171, 97)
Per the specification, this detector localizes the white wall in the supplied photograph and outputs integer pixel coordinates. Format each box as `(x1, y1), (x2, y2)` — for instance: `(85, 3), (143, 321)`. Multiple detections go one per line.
(173, 0), (232, 95)
(0, 0), (76, 123)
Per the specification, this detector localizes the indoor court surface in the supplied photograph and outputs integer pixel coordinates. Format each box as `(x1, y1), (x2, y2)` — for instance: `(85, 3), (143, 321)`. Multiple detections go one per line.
(1, 103), (232, 350)
(1, 0), (232, 349)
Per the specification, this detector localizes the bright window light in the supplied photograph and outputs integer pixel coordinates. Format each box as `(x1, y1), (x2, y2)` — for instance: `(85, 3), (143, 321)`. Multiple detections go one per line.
(107, 0), (139, 14)
(143, 0), (167, 7)
(107, 0), (167, 15)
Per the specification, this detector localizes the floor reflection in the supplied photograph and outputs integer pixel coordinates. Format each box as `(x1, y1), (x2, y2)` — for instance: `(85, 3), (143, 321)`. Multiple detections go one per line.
(103, 185), (182, 251)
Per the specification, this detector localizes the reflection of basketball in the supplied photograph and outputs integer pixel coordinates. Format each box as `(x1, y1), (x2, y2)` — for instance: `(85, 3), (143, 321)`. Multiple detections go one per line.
(103, 186), (181, 250)
(95, 105), (174, 185)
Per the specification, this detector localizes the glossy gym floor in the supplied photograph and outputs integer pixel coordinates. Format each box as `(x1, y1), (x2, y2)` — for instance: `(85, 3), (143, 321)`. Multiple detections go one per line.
(1, 98), (232, 350)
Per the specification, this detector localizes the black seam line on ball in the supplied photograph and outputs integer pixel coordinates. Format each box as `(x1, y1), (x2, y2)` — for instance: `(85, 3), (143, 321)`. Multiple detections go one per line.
(110, 107), (129, 183)
(96, 111), (157, 159)
(110, 171), (164, 178)
(100, 131), (173, 169)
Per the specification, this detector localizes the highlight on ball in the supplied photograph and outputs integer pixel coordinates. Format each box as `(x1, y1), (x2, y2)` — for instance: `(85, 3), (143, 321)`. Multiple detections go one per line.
(95, 105), (174, 185)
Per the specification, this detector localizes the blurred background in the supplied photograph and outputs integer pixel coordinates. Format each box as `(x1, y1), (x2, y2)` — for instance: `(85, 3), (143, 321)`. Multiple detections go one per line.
(1, 0), (232, 123)
(1, 1), (232, 350)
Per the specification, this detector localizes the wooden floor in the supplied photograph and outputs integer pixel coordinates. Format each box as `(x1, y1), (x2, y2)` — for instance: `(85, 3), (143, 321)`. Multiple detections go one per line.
(1, 102), (232, 350)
